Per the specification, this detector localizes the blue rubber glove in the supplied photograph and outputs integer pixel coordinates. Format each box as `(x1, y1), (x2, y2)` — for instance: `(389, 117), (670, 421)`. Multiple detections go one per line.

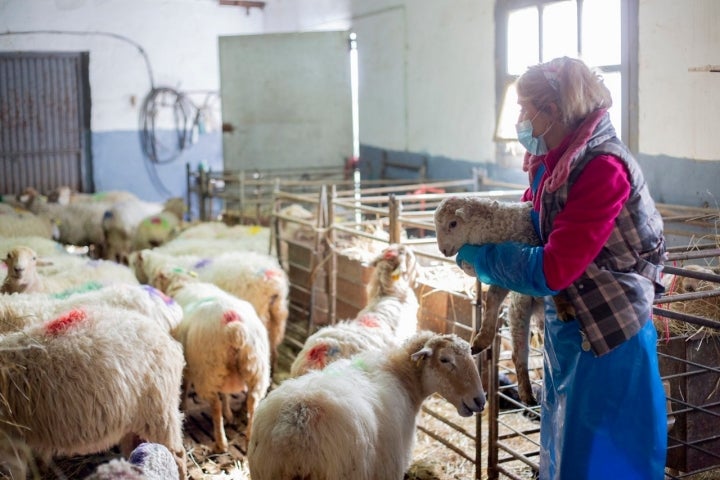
(455, 242), (559, 297)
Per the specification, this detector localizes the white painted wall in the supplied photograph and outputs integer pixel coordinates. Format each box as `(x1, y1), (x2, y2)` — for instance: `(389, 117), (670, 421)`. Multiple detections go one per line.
(1, 0), (718, 168)
(0, 0), (264, 132)
(638, 0), (720, 161)
(264, 0), (496, 164)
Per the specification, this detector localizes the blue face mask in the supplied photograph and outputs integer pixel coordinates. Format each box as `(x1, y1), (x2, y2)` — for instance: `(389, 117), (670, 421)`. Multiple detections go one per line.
(516, 111), (552, 156)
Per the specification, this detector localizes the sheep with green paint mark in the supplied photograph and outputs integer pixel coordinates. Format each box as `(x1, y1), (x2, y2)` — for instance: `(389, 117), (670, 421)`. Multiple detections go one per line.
(248, 331), (485, 480)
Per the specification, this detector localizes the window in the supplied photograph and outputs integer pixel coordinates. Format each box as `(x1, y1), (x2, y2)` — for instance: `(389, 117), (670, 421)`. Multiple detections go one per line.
(495, 0), (638, 157)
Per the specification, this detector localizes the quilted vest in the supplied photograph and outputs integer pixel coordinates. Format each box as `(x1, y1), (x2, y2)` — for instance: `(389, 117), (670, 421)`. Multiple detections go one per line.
(539, 115), (666, 356)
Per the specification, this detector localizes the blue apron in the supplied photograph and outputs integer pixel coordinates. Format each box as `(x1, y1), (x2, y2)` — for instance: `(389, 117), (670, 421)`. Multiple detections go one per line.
(539, 299), (667, 479)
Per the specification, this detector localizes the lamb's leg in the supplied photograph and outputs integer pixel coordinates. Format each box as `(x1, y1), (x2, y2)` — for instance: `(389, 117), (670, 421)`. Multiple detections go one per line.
(508, 292), (538, 406)
(210, 393), (229, 453)
(471, 285), (510, 355)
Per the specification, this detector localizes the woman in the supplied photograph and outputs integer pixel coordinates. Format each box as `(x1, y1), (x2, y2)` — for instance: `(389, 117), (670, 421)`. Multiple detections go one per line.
(456, 56), (667, 479)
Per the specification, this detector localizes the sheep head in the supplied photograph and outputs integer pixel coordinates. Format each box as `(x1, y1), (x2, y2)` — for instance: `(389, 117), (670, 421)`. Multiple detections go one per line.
(368, 244), (417, 299)
(408, 332), (486, 416)
(434, 196), (501, 257)
(1, 246), (41, 294)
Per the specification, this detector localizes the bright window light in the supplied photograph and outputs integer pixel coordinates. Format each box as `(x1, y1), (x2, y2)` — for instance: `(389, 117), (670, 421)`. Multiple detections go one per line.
(542, 1), (577, 61)
(582, 0), (621, 66)
(508, 8), (539, 75)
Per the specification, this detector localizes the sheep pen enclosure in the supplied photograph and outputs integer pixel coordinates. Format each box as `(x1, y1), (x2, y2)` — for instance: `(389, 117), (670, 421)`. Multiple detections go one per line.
(2, 177), (720, 480)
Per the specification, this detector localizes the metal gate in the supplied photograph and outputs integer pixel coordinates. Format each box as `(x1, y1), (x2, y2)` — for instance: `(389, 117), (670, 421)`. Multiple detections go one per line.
(0, 51), (92, 195)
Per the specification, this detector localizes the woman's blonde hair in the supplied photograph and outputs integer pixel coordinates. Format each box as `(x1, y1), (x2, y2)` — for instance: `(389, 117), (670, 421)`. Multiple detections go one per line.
(516, 56), (612, 128)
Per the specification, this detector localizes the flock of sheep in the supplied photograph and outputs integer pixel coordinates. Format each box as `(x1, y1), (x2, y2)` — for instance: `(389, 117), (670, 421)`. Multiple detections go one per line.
(0, 188), (492, 480)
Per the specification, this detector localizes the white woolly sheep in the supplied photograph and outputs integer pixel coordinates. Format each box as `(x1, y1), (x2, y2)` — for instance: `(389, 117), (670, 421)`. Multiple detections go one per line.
(1, 246), (139, 295)
(0, 203), (57, 239)
(290, 243), (419, 376)
(0, 282), (183, 334)
(434, 196), (572, 405)
(0, 305), (187, 479)
(0, 235), (67, 258)
(46, 186), (139, 206)
(130, 248), (289, 371)
(147, 266), (271, 452)
(248, 331), (486, 480)
(23, 188), (113, 258)
(83, 442), (180, 480)
(102, 198), (165, 264)
(131, 198), (187, 252)
(170, 222), (272, 255)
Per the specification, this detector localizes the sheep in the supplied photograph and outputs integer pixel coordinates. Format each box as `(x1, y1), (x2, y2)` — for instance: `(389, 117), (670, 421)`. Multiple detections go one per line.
(83, 442), (180, 480)
(434, 196), (572, 405)
(247, 330), (486, 480)
(1, 246), (139, 295)
(290, 243), (419, 376)
(22, 188), (113, 258)
(0, 203), (57, 239)
(46, 186), (139, 206)
(0, 235), (67, 258)
(147, 265), (271, 453)
(170, 222), (272, 255)
(102, 198), (166, 264)
(0, 282), (183, 334)
(129, 248), (289, 371)
(0, 304), (187, 479)
(131, 198), (187, 252)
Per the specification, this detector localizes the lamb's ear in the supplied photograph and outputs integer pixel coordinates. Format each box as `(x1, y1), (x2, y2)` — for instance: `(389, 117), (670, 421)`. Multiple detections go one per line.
(411, 346), (433, 363)
(455, 207), (469, 221)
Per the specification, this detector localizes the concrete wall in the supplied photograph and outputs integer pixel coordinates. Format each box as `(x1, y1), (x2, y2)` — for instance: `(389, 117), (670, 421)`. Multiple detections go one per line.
(1, 0), (718, 208)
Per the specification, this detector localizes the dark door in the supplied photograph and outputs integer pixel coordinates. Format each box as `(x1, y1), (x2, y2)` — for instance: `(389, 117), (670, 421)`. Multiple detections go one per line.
(0, 51), (92, 195)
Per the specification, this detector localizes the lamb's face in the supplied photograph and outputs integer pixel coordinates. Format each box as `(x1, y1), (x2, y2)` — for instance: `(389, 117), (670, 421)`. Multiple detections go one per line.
(413, 335), (486, 416)
(3, 246), (38, 291)
(434, 199), (468, 257)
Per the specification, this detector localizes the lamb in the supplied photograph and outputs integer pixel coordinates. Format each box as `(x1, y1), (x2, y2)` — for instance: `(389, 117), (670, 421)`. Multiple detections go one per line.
(2, 246), (139, 295)
(0, 305), (187, 479)
(247, 331), (486, 480)
(434, 195), (570, 405)
(130, 248), (289, 371)
(145, 265), (271, 453)
(290, 243), (419, 376)
(0, 282), (183, 334)
(131, 198), (187, 252)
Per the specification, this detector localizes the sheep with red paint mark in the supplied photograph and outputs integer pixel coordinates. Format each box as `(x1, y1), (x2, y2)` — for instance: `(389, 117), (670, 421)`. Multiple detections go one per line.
(129, 248), (288, 372)
(0, 305), (187, 479)
(248, 331), (485, 480)
(290, 244), (419, 377)
(147, 265), (271, 453)
(0, 283), (182, 334)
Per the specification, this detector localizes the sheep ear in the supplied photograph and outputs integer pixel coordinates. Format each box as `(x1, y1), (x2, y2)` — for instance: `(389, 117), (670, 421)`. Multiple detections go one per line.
(455, 207), (469, 221)
(411, 346), (433, 363)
